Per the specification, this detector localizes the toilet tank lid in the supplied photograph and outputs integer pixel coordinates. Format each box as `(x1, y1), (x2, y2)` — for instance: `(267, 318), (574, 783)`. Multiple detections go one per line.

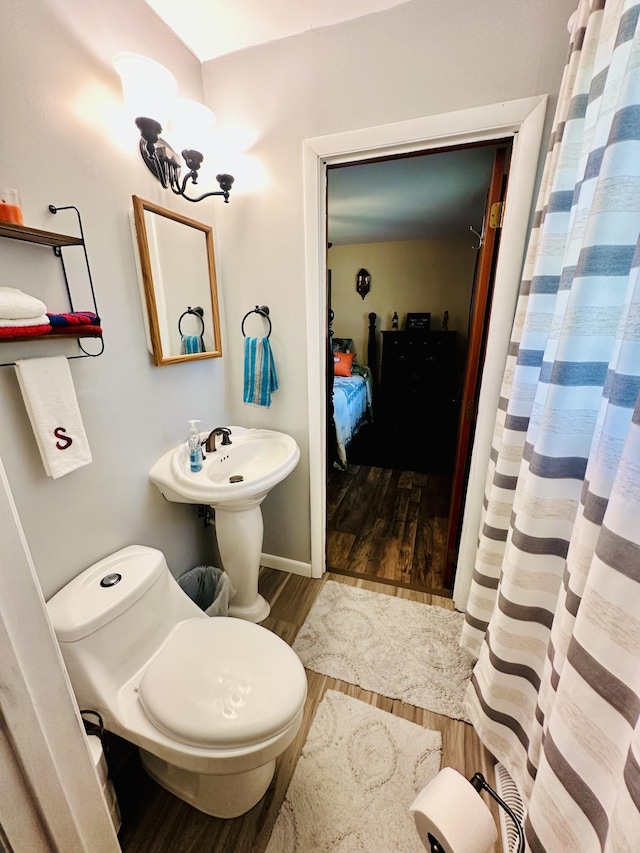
(46, 545), (167, 642)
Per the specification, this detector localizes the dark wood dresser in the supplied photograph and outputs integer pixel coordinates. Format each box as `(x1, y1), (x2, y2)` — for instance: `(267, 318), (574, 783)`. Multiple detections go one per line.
(379, 330), (458, 462)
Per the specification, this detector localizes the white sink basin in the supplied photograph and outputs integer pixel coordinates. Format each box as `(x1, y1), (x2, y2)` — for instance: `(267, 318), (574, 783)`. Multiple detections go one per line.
(149, 426), (300, 510)
(149, 426), (300, 623)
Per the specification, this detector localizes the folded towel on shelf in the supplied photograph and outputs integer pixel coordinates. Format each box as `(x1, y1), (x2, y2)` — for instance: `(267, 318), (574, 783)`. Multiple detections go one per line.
(0, 324), (51, 339)
(47, 311), (100, 327)
(181, 334), (203, 354)
(15, 356), (93, 479)
(0, 314), (50, 327)
(49, 324), (102, 337)
(0, 287), (47, 320)
(243, 336), (279, 407)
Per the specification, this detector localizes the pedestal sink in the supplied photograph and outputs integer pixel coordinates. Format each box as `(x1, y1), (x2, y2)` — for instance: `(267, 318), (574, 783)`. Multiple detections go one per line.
(149, 426), (300, 622)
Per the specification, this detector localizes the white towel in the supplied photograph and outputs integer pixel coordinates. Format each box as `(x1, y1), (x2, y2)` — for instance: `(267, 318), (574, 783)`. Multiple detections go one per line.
(15, 356), (92, 479)
(0, 287), (47, 320)
(0, 314), (50, 327)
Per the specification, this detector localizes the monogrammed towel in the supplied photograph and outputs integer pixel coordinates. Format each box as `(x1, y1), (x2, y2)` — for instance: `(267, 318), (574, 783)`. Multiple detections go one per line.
(15, 356), (92, 478)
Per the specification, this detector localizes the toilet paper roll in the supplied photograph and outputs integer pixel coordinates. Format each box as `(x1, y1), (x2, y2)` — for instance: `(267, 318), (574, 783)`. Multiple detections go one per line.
(410, 767), (498, 853)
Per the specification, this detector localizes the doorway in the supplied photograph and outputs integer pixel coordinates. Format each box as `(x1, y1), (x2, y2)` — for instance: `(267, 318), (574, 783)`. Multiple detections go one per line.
(325, 142), (512, 595)
(303, 95), (548, 612)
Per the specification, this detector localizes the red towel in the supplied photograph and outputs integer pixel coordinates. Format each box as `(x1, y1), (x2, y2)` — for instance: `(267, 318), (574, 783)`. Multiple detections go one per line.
(49, 324), (102, 336)
(0, 324), (51, 339)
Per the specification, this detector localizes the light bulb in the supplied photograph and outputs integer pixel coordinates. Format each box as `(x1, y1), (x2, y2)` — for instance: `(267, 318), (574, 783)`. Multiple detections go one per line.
(170, 98), (217, 157)
(113, 52), (178, 131)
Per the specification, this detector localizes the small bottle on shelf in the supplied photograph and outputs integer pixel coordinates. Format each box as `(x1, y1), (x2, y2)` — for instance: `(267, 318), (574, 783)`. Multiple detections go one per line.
(0, 188), (23, 225)
(392, 311), (399, 330)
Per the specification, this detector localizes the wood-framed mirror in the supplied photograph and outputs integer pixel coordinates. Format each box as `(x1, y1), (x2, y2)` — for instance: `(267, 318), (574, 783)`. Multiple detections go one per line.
(131, 196), (222, 366)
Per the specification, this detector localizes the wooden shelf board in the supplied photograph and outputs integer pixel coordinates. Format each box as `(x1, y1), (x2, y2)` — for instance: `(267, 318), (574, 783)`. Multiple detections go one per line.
(0, 222), (83, 247)
(0, 331), (102, 344)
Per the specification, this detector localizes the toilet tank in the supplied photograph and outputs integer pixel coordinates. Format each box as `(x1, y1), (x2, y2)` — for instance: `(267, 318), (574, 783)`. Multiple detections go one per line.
(46, 545), (204, 716)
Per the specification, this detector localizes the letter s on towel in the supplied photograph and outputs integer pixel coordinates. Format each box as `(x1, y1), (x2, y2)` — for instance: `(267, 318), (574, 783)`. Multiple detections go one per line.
(54, 427), (73, 450)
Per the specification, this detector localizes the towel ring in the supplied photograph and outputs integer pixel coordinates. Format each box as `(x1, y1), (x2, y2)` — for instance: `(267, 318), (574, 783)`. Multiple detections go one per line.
(178, 306), (206, 354)
(241, 305), (272, 338)
(178, 306), (205, 339)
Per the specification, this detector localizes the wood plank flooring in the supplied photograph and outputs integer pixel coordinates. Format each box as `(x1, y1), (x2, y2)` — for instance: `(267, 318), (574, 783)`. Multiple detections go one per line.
(327, 464), (453, 597)
(116, 569), (499, 853)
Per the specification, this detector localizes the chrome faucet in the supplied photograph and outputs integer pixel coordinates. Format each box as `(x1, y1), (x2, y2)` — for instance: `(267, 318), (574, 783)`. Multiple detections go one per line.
(202, 427), (232, 454)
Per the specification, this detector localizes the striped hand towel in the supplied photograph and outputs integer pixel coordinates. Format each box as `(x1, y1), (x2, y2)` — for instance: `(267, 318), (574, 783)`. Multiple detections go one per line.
(243, 336), (278, 407)
(181, 334), (203, 354)
(47, 311), (100, 327)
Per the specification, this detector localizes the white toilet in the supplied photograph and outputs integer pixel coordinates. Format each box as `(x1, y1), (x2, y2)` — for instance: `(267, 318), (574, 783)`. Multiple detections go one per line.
(46, 545), (308, 818)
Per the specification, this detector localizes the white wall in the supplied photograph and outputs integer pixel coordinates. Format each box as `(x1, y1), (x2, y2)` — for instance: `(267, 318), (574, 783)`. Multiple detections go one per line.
(1, 0), (231, 600)
(204, 0), (577, 567)
(0, 0), (576, 603)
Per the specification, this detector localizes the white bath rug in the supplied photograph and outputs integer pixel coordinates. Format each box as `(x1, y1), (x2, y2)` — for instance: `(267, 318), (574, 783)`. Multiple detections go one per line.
(266, 690), (442, 853)
(292, 581), (475, 722)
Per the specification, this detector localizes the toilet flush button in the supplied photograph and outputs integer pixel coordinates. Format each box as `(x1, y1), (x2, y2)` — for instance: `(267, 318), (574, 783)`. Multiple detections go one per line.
(100, 573), (122, 588)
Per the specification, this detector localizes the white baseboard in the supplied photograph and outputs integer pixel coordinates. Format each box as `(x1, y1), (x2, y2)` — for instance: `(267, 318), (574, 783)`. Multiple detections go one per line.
(260, 553), (312, 577)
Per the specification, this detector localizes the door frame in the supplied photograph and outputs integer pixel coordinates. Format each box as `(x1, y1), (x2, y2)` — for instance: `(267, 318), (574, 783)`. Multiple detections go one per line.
(303, 95), (548, 609)
(444, 143), (510, 589)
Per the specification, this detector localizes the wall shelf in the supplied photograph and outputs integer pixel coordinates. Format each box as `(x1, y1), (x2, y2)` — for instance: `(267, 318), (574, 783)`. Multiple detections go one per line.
(0, 221), (84, 248)
(2, 330), (103, 344)
(0, 205), (103, 364)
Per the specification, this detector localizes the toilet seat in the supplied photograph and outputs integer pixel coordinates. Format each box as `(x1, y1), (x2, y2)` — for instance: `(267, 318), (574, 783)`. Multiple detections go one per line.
(138, 617), (307, 750)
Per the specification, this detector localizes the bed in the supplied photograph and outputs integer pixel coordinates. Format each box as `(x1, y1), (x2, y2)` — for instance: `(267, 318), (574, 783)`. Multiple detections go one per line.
(328, 311), (377, 470)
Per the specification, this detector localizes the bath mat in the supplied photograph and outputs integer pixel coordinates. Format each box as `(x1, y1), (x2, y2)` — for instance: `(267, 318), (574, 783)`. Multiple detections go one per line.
(292, 581), (475, 722)
(266, 690), (441, 852)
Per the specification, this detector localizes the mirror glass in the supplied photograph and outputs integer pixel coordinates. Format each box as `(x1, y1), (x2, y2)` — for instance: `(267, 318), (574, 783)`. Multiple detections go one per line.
(131, 196), (222, 365)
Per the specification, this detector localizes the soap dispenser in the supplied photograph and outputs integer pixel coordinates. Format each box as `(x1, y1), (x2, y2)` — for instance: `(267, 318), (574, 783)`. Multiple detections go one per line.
(187, 420), (203, 473)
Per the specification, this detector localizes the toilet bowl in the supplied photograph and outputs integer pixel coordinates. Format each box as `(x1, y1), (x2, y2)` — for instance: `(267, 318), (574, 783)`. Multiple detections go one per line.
(45, 545), (308, 818)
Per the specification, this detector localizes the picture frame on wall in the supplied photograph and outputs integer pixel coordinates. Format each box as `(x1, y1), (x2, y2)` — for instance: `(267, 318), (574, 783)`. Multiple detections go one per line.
(406, 312), (431, 331)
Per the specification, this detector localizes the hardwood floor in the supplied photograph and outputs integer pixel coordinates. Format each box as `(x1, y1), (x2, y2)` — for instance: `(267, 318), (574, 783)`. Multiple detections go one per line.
(116, 569), (498, 853)
(327, 463), (453, 597)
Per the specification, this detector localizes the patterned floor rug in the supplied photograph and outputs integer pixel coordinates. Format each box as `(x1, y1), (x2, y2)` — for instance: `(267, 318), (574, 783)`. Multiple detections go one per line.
(266, 690), (442, 852)
(292, 581), (475, 722)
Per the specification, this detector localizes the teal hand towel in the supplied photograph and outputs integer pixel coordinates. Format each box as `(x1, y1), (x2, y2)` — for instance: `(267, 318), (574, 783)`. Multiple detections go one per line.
(181, 334), (203, 354)
(243, 336), (278, 407)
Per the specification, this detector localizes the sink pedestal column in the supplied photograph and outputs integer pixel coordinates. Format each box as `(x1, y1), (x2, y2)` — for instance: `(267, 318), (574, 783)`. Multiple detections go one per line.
(213, 504), (270, 623)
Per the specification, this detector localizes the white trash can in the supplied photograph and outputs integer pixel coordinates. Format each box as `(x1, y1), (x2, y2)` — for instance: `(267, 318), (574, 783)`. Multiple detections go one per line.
(177, 565), (235, 616)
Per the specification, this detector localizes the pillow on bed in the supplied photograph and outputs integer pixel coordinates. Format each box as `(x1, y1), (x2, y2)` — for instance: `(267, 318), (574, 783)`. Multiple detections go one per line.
(333, 351), (356, 376)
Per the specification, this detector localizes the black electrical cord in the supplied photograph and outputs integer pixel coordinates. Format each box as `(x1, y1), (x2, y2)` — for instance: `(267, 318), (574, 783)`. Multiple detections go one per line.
(80, 709), (110, 773)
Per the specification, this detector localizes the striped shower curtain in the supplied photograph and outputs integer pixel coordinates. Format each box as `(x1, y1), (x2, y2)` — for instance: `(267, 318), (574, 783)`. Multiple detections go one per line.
(460, 1), (640, 850)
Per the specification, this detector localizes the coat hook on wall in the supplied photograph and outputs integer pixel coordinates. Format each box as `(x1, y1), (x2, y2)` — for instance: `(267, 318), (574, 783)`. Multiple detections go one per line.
(469, 224), (484, 251)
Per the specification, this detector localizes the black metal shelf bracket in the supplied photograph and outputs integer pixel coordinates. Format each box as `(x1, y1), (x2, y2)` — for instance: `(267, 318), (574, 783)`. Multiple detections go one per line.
(48, 205), (104, 359)
(0, 204), (104, 366)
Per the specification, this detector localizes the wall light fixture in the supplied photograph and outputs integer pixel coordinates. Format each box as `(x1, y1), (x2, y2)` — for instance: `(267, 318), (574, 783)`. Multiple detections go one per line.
(356, 268), (371, 299)
(114, 53), (234, 204)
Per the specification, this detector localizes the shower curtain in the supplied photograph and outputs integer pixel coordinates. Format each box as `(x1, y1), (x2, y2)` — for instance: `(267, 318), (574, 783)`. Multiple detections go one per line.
(460, 1), (640, 850)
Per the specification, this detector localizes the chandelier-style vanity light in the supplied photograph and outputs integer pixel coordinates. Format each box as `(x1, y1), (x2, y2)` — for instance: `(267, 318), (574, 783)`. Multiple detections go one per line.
(114, 53), (234, 204)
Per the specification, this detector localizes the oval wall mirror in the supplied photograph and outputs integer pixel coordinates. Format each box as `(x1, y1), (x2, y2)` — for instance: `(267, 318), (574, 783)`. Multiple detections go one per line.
(131, 196), (222, 366)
